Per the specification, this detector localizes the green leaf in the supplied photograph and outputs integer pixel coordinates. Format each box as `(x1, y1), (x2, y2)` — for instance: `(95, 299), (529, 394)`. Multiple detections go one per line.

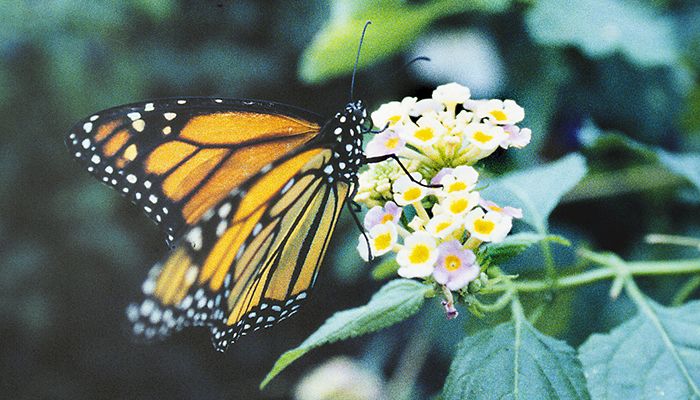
(260, 279), (431, 389)
(483, 232), (570, 265)
(579, 299), (700, 399)
(525, 0), (679, 68)
(443, 303), (589, 399)
(299, 0), (512, 83)
(481, 153), (587, 233)
(658, 150), (700, 195)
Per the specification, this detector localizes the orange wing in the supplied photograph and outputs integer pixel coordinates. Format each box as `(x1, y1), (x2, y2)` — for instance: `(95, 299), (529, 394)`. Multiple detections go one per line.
(126, 147), (350, 351)
(66, 98), (323, 245)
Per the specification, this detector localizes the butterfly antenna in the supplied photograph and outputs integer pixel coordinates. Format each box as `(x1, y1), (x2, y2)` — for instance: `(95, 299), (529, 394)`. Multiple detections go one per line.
(350, 20), (372, 102)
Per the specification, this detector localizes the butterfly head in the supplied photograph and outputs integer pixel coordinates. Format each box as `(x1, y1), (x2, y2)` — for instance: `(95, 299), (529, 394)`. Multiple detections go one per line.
(344, 100), (367, 126)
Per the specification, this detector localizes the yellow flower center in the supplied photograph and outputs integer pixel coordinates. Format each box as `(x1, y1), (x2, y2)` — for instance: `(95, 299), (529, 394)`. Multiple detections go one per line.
(488, 205), (503, 212)
(409, 244), (430, 264)
(386, 137), (400, 149)
(403, 187), (422, 202)
(444, 255), (462, 271)
(435, 221), (452, 232)
(381, 214), (394, 223)
(473, 130), (493, 143)
(388, 115), (401, 125)
(414, 127), (434, 142)
(474, 219), (495, 235)
(489, 110), (507, 121)
(449, 198), (469, 214)
(448, 181), (467, 192)
(374, 232), (392, 251)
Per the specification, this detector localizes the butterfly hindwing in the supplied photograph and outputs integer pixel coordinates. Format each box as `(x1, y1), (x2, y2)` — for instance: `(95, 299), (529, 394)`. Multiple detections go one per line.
(65, 98), (323, 245)
(126, 146), (350, 350)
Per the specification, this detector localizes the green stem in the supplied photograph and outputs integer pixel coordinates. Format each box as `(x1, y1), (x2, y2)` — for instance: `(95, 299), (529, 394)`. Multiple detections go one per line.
(646, 234), (700, 249)
(540, 240), (557, 283)
(476, 289), (514, 313)
(510, 296), (524, 399)
(488, 257), (700, 294)
(672, 275), (700, 306)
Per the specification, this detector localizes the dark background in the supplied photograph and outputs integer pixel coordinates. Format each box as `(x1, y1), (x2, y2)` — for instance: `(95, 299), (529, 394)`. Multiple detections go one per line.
(2, 1), (699, 399)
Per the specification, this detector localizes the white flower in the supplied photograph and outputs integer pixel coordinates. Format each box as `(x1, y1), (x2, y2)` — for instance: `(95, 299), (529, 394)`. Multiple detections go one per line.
(410, 98), (443, 116)
(425, 213), (462, 239)
(464, 122), (508, 150)
(438, 165), (479, 195)
(370, 97), (416, 128)
(432, 82), (471, 106)
(396, 232), (438, 278)
(402, 114), (446, 147)
(392, 173), (430, 206)
(473, 99), (525, 125)
(435, 191), (481, 217)
(464, 208), (513, 243)
(357, 222), (399, 261)
(407, 215), (427, 232)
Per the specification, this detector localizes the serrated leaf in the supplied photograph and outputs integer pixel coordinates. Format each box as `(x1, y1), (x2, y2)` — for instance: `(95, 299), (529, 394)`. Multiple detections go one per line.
(484, 232), (570, 265)
(481, 153), (587, 233)
(525, 0), (679, 68)
(443, 308), (589, 399)
(579, 299), (700, 399)
(299, 0), (512, 83)
(260, 279), (431, 389)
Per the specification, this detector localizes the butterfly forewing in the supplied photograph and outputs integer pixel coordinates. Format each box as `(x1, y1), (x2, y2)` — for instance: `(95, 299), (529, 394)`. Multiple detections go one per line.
(69, 95), (368, 351)
(65, 98), (323, 245)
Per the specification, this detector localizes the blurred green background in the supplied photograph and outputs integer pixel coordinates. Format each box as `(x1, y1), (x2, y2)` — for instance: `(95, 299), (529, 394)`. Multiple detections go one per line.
(2, 0), (699, 399)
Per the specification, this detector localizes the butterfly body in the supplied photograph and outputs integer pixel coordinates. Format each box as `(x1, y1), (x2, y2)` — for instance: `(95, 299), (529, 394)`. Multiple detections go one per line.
(66, 96), (368, 351)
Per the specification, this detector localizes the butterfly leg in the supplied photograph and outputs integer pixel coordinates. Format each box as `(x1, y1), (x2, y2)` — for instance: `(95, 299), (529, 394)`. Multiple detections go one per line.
(366, 122), (389, 134)
(345, 200), (374, 261)
(364, 153), (441, 189)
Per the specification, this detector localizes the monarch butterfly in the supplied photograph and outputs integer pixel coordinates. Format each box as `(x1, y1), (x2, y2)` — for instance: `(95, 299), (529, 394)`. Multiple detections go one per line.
(64, 23), (414, 351)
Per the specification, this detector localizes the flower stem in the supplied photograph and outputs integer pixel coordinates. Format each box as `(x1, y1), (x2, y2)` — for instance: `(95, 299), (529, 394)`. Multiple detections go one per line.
(672, 275), (700, 306)
(487, 254), (700, 294)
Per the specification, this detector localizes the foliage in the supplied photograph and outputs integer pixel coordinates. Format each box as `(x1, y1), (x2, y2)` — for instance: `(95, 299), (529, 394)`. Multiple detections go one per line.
(260, 279), (431, 389)
(580, 299), (700, 398)
(3, 0), (700, 399)
(442, 301), (589, 400)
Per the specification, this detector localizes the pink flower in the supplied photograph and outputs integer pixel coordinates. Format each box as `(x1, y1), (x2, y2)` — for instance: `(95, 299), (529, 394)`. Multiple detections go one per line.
(501, 125), (531, 149)
(365, 130), (406, 157)
(479, 199), (523, 219)
(431, 167), (454, 185)
(433, 240), (479, 291)
(363, 201), (403, 230)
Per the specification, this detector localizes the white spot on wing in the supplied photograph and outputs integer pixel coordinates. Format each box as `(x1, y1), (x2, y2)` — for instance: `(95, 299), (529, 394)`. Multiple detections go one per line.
(83, 122), (93, 133)
(187, 227), (203, 249)
(281, 179), (295, 194)
(164, 112), (177, 121)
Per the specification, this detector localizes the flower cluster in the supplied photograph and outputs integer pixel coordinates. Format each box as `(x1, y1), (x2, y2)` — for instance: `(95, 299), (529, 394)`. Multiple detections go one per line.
(355, 83), (529, 301)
